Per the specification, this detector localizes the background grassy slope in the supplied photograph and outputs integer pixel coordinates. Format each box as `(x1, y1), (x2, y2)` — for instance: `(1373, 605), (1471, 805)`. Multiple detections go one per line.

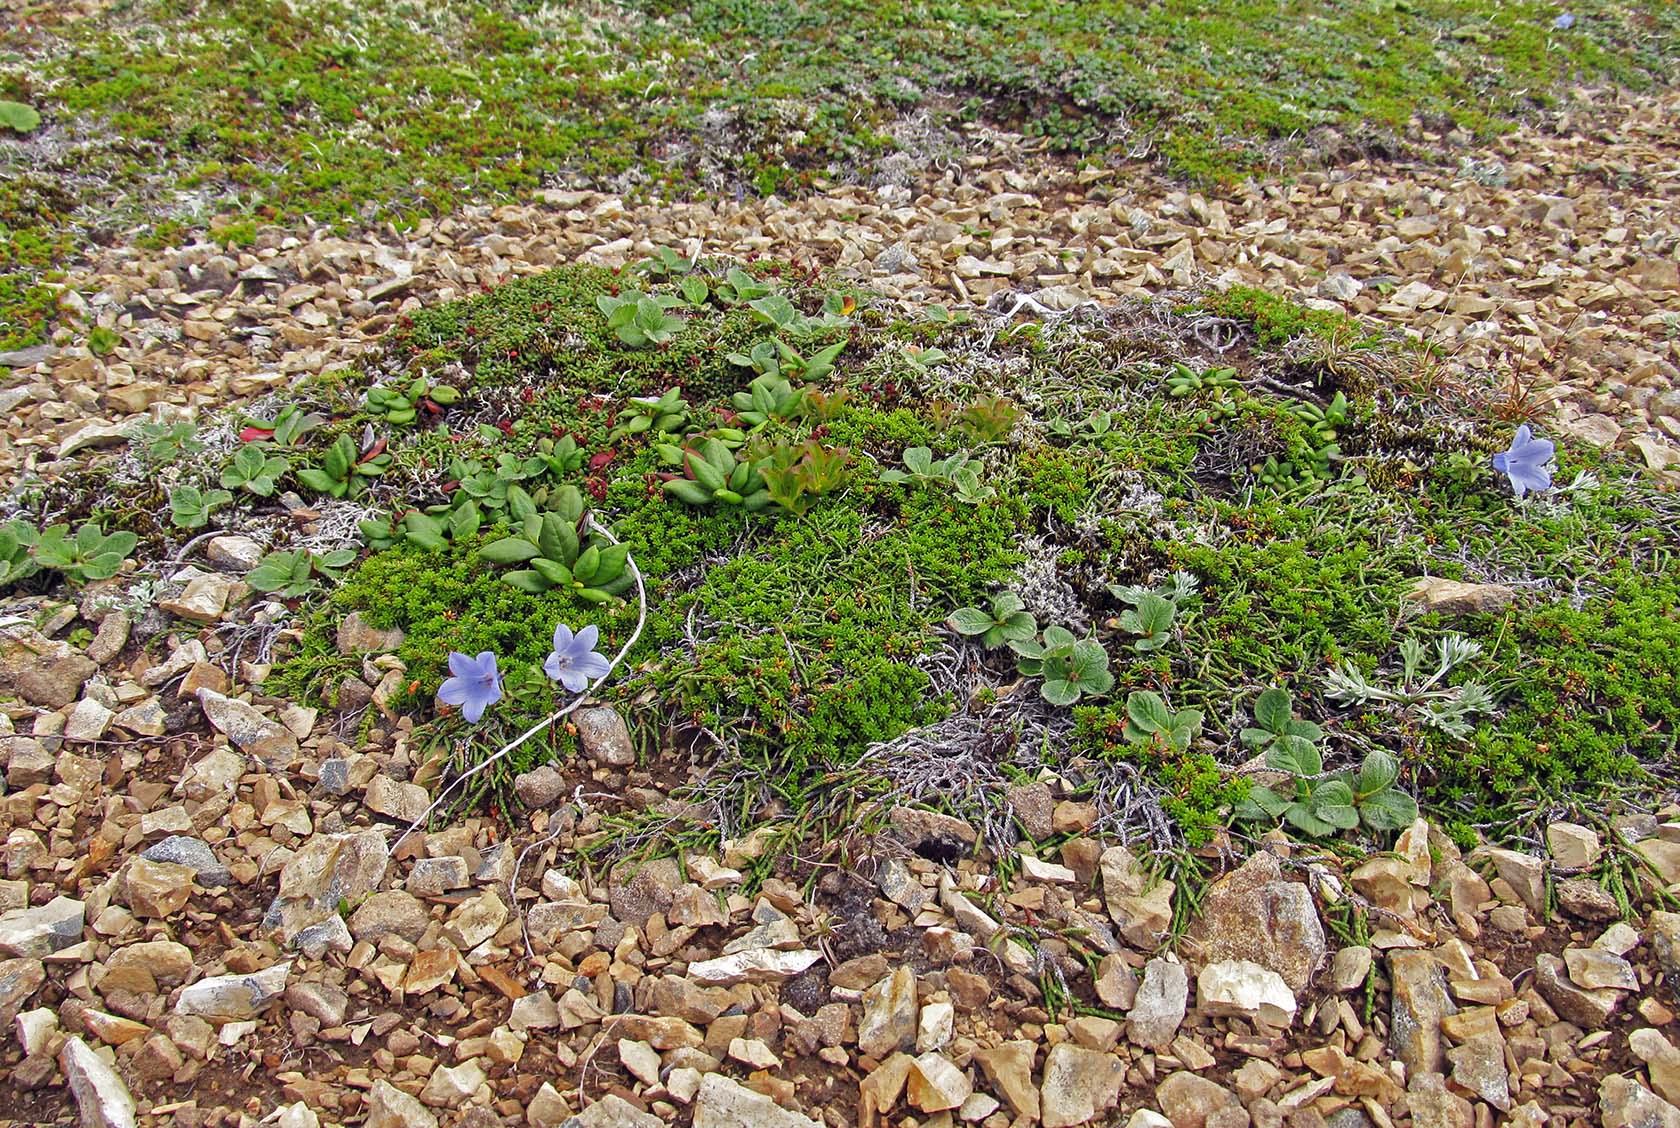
(1, 0), (1677, 346)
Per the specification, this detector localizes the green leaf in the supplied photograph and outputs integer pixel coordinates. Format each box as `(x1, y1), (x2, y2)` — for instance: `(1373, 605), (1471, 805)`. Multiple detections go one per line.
(247, 552), (299, 593)
(479, 537), (540, 565)
(1352, 749), (1401, 798)
(507, 484), (538, 522)
(949, 607), (997, 637)
(503, 570), (552, 593)
(1359, 788), (1419, 832)
(1266, 733), (1321, 777)
(573, 544), (601, 584)
(1126, 691), (1172, 734)
(1042, 625), (1076, 651)
(592, 543), (630, 584)
(999, 611), (1037, 642)
(1254, 688), (1293, 733)
(663, 480), (713, 505)
(686, 450), (728, 493)
(529, 557), (574, 586)
(1284, 803), (1336, 837)
(0, 100), (40, 133)
(296, 468), (337, 494)
(903, 447), (934, 476)
(1040, 678), (1082, 706)
(1249, 786), (1293, 819)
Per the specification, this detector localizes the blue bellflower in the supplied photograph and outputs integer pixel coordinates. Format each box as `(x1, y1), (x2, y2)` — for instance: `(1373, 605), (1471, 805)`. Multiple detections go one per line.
(1492, 424), (1555, 498)
(545, 623), (612, 693)
(438, 650), (502, 722)
(1553, 13), (1575, 29)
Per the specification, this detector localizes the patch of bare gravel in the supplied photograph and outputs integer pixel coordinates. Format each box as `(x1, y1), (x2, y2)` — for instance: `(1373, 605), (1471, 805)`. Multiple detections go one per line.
(3, 87), (1677, 486)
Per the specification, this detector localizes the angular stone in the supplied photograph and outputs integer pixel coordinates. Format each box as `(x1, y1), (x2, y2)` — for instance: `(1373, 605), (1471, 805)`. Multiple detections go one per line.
(687, 948), (821, 986)
(1127, 958), (1188, 1050)
(59, 1035), (137, 1128)
(1196, 959), (1296, 1027)
(691, 1072), (820, 1128)
(975, 1041), (1039, 1121)
(266, 829), (389, 942)
(0, 957), (46, 1025)
(1095, 954), (1138, 1010)
(1535, 952), (1621, 1027)
(1406, 577), (1516, 617)
(349, 890), (429, 944)
(160, 571), (236, 623)
(443, 890), (508, 949)
(207, 536), (264, 573)
(1154, 1071), (1242, 1128)
(1408, 1070), (1473, 1128)
(364, 1079), (439, 1128)
(1547, 822), (1601, 869)
(0, 626), (97, 707)
(418, 1059), (484, 1108)
(364, 775), (429, 823)
(1601, 1075), (1680, 1128)
(1474, 846), (1546, 914)
(1390, 951), (1454, 1075)
(568, 1095), (661, 1128)
(1184, 852), (1325, 992)
(124, 859), (194, 918)
(1447, 1034), (1510, 1111)
(0, 896), (85, 957)
(336, 612), (404, 654)
(514, 764), (565, 808)
(608, 855), (683, 926)
(1630, 1028), (1680, 1107)
(858, 966), (918, 1059)
(1654, 912), (1680, 988)
(174, 963), (289, 1019)
(1041, 1044), (1126, 1128)
(906, 1051), (970, 1112)
(575, 705), (634, 766)
(198, 689), (297, 762)
(1565, 945), (1638, 991)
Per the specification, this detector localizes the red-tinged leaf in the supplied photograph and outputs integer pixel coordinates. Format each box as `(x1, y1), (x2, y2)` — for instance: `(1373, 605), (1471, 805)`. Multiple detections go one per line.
(240, 426), (273, 443)
(359, 438), (388, 462)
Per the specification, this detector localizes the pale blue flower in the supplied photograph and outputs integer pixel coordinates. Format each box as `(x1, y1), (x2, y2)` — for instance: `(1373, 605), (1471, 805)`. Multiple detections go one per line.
(438, 650), (502, 723)
(1553, 13), (1574, 29)
(545, 623), (611, 693)
(1492, 424), (1555, 498)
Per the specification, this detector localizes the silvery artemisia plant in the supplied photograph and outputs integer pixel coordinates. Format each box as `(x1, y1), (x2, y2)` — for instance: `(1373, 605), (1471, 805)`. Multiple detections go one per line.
(1325, 633), (1495, 739)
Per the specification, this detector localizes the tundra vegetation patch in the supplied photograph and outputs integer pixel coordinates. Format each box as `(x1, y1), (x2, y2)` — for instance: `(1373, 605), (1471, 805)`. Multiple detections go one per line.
(13, 254), (1672, 873)
(2, 0), (1678, 346)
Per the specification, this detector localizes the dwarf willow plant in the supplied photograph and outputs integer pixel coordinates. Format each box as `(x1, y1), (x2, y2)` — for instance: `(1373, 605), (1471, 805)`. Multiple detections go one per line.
(297, 432), (390, 498)
(248, 548), (357, 597)
(880, 446), (993, 504)
(1109, 572), (1197, 653)
(220, 445), (289, 496)
(1234, 688), (1418, 836)
(949, 591), (1037, 649)
(612, 387), (690, 440)
(1013, 625), (1114, 706)
(596, 290), (686, 346)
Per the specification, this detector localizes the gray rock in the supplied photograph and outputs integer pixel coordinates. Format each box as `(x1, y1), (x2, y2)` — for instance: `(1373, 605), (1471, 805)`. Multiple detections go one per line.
(1155, 1072), (1242, 1128)
(1006, 782), (1055, 840)
(206, 535), (265, 573)
(293, 914), (353, 959)
(364, 775), (430, 823)
(1474, 845), (1547, 914)
(1040, 1044), (1126, 1128)
(563, 1095), (662, 1128)
(857, 966), (918, 1059)
(4, 737), (54, 787)
(1600, 1075), (1680, 1128)
(1196, 959), (1297, 1027)
(1407, 1071), (1472, 1128)
(691, 1073), (820, 1128)
(59, 1035), (137, 1128)
(349, 890), (429, 944)
(1184, 851), (1325, 992)
(0, 896), (85, 958)
(198, 689), (297, 763)
(1556, 877), (1620, 921)
(0, 956), (46, 1025)
(1654, 912), (1680, 989)
(336, 611), (405, 655)
(141, 836), (232, 887)
(514, 764), (566, 808)
(608, 855), (682, 926)
(364, 1079), (439, 1128)
(1389, 951), (1454, 1075)
(0, 626), (97, 707)
(159, 571), (237, 623)
(1447, 1034), (1511, 1112)
(86, 611), (130, 664)
(1406, 577), (1517, 617)
(1534, 952), (1621, 1027)
(574, 706), (635, 766)
(975, 1041), (1039, 1121)
(265, 829), (390, 942)
(1127, 958), (1188, 1050)
(407, 856), (470, 897)
(174, 963), (290, 1019)
(0, 345), (55, 367)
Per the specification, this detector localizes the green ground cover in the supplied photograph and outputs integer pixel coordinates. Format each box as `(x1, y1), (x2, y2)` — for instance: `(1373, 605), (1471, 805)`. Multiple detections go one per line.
(112, 257), (1659, 857)
(2, 0), (1678, 345)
